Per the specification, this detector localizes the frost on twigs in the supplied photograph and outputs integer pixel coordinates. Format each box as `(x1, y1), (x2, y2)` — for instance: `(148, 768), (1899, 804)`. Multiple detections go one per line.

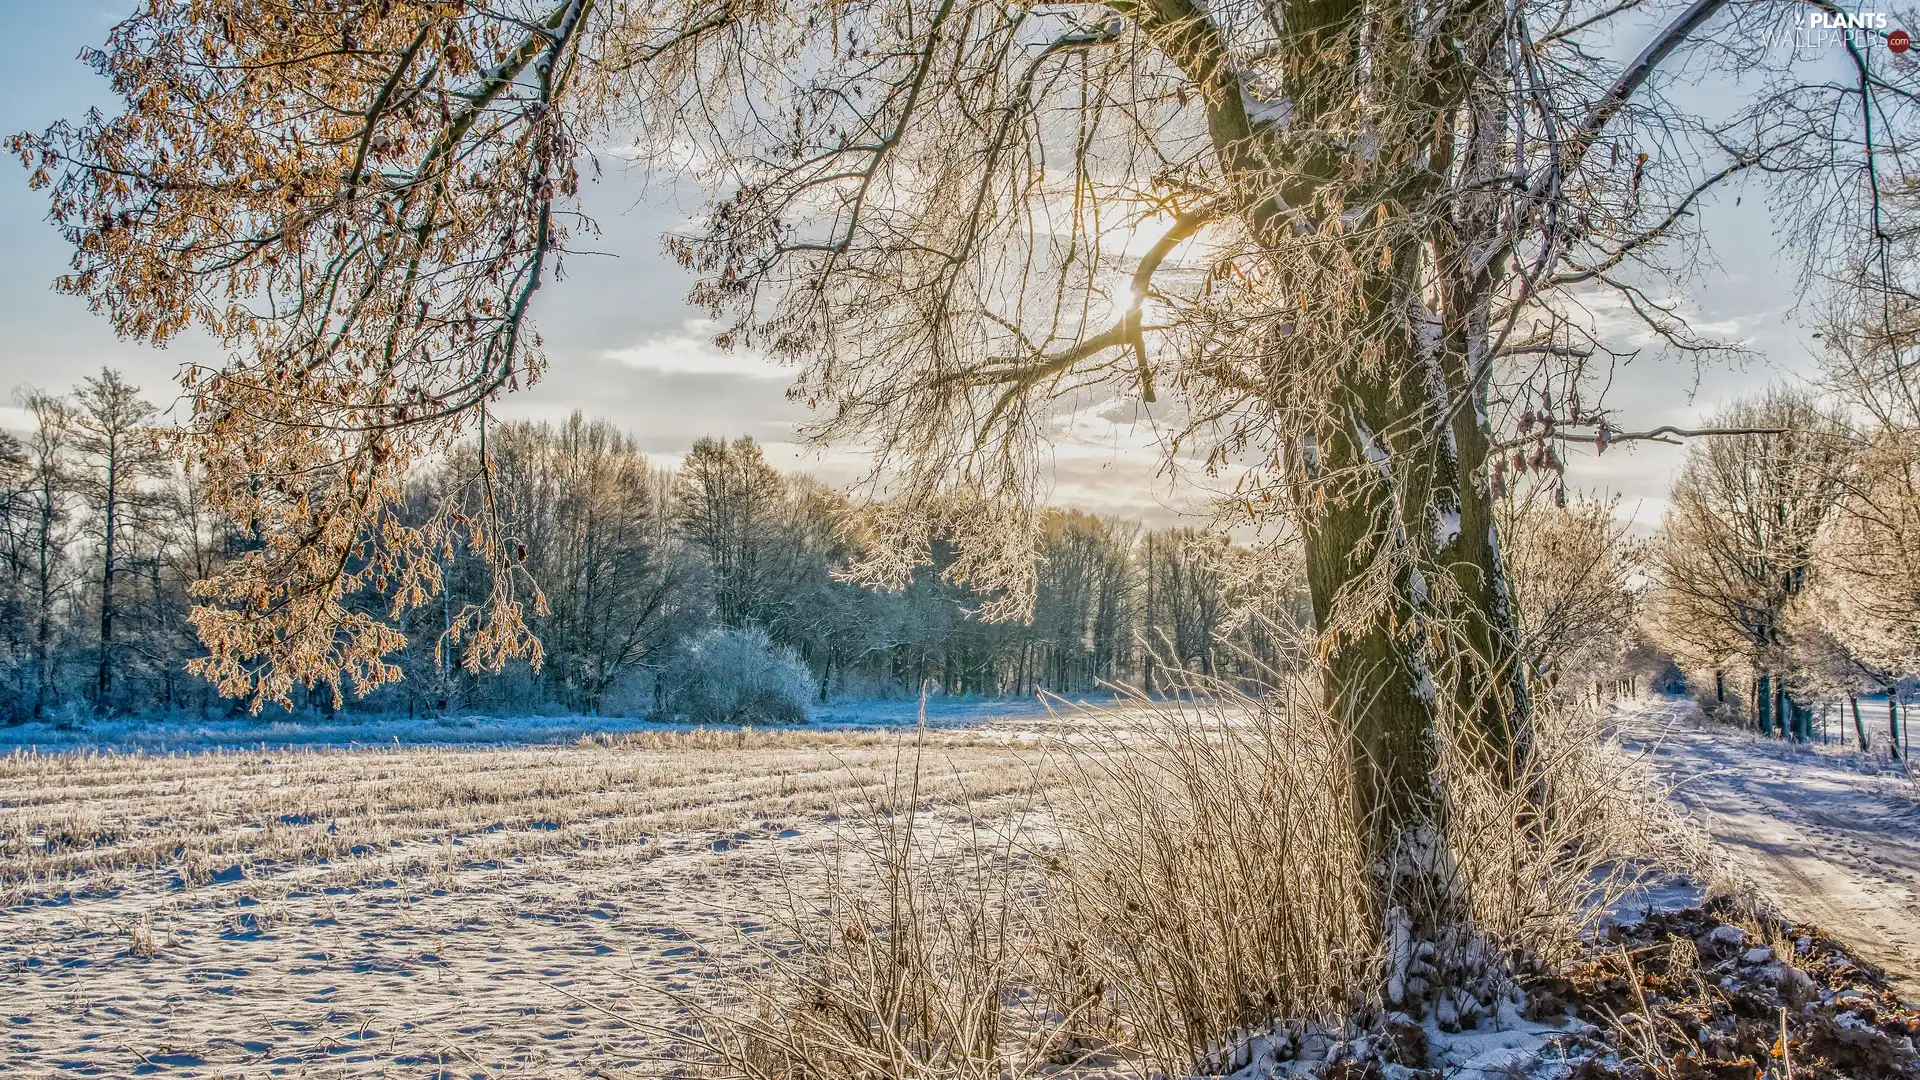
(9, 0), (597, 706)
(839, 489), (1042, 624)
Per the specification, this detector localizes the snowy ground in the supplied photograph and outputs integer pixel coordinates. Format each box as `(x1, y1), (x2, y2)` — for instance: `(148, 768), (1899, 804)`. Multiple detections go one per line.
(1612, 696), (1920, 997)
(0, 694), (1107, 753)
(1, 727), (1055, 1077)
(9, 694), (1916, 1078)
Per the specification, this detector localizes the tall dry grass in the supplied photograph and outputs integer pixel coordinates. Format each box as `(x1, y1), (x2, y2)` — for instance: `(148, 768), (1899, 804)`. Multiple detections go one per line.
(1445, 694), (1674, 962)
(654, 677), (1684, 1079)
(1032, 682), (1372, 1073)
(640, 730), (1058, 1079)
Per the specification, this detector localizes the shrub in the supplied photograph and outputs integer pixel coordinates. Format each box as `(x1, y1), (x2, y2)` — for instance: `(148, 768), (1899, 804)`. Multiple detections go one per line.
(654, 626), (813, 725)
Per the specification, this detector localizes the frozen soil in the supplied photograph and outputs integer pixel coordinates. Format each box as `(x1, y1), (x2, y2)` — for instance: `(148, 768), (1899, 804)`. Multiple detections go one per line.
(1218, 894), (1920, 1080)
(1611, 698), (1920, 999)
(0, 727), (1055, 1078)
(1550, 899), (1920, 1079)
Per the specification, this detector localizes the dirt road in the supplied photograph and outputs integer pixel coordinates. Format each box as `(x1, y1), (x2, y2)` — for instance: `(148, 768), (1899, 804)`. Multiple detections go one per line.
(1615, 698), (1920, 997)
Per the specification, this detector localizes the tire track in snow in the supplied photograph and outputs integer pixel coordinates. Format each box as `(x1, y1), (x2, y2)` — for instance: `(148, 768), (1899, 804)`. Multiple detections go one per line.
(1614, 697), (1920, 998)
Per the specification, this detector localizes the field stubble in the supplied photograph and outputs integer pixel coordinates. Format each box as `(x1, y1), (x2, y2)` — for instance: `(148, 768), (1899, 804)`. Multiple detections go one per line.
(0, 725), (1056, 1078)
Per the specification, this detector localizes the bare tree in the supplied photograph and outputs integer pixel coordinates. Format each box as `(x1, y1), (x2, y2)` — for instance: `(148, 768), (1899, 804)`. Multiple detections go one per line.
(1031, 511), (1138, 691)
(673, 436), (792, 631)
(1141, 527), (1232, 681)
(486, 414), (690, 713)
(68, 370), (172, 710)
(778, 478), (888, 700)
(0, 427), (29, 718)
(1812, 293), (1920, 682)
(15, 391), (77, 717)
(1646, 390), (1855, 736)
(1498, 489), (1639, 691)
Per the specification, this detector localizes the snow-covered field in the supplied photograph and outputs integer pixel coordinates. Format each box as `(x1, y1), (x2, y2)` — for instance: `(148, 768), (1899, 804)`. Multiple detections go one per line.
(8, 694), (1917, 1078)
(0, 694), (1103, 754)
(1, 725), (1056, 1077)
(1613, 697), (1920, 996)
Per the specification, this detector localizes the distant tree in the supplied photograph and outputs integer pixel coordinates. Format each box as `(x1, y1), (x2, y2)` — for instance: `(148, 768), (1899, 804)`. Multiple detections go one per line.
(777, 479), (886, 700)
(656, 626), (812, 725)
(1803, 306), (1920, 684)
(1031, 512), (1138, 693)
(68, 370), (172, 710)
(673, 436), (790, 631)
(14, 390), (77, 718)
(1812, 431), (1920, 677)
(155, 463), (247, 711)
(492, 414), (690, 713)
(1793, 312), (1920, 749)
(1213, 543), (1316, 684)
(1498, 490), (1638, 689)
(1141, 528), (1232, 683)
(1646, 390), (1854, 736)
(0, 425), (30, 717)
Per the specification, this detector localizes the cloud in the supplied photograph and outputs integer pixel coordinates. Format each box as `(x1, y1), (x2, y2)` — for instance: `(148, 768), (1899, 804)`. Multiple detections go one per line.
(602, 319), (791, 380)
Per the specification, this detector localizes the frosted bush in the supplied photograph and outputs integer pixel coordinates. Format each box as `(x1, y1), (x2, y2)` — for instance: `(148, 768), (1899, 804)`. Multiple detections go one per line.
(656, 627), (813, 725)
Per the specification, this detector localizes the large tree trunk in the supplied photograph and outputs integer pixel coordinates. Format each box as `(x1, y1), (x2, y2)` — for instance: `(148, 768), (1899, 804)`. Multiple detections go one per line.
(1300, 447), (1454, 1011)
(1297, 327), (1468, 1015)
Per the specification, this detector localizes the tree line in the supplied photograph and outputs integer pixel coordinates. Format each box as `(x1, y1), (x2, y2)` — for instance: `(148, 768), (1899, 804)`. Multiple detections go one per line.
(0, 374), (1333, 721)
(1647, 369), (1920, 753)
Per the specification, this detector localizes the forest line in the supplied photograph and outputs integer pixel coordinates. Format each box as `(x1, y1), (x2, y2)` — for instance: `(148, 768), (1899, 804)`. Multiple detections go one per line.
(0, 372), (1316, 720)
(0, 368), (1659, 723)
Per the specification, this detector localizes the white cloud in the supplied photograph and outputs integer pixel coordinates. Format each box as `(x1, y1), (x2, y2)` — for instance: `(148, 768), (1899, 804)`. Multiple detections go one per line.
(602, 319), (791, 380)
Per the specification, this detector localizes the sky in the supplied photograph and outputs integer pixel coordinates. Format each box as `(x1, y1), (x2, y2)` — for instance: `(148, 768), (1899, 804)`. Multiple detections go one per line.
(0, 5), (1835, 533)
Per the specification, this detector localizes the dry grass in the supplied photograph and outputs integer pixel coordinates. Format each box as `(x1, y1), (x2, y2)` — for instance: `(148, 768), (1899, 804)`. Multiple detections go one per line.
(644, 686), (1683, 1080)
(1033, 685), (1372, 1074)
(650, 734), (1059, 1080)
(1447, 697), (1685, 962)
